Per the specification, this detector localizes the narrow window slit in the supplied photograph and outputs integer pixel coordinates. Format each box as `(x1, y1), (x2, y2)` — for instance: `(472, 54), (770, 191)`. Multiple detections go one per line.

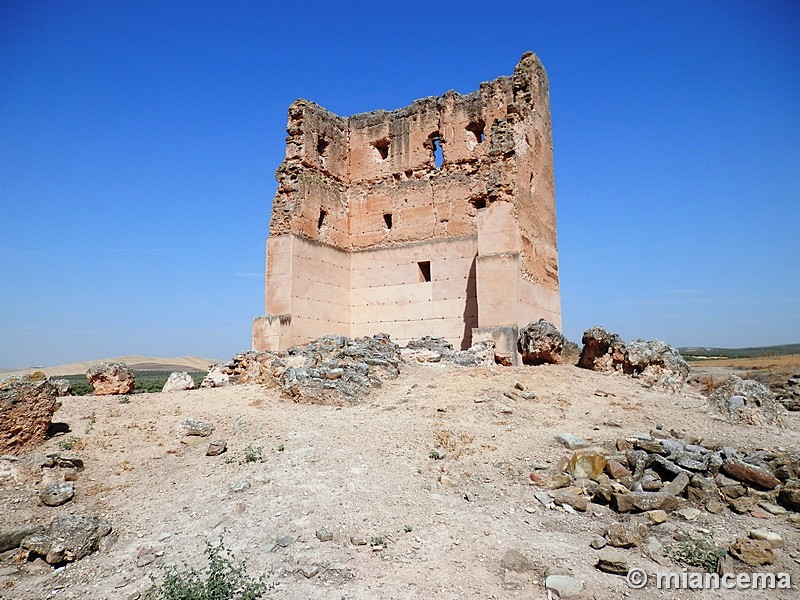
(317, 137), (329, 156)
(317, 209), (327, 229)
(383, 213), (393, 229)
(418, 261), (431, 283)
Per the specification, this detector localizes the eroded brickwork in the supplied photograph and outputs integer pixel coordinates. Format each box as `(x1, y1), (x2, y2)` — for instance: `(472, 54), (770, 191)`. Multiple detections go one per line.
(254, 52), (561, 362)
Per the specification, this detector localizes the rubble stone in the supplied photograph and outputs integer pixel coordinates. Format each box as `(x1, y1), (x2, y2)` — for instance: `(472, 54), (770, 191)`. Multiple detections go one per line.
(0, 375), (59, 455)
(85, 362), (135, 395)
(517, 319), (564, 365)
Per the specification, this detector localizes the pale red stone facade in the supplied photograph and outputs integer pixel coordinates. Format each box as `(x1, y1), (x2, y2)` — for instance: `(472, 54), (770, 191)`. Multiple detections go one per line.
(253, 52), (561, 363)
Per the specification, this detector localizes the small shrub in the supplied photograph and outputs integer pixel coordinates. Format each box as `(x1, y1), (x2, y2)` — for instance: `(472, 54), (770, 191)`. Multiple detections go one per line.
(242, 445), (263, 464)
(667, 532), (726, 572)
(699, 375), (719, 395)
(277, 444), (285, 452)
(403, 525), (413, 533)
(144, 538), (270, 600)
(369, 536), (386, 547)
(58, 436), (80, 451)
(118, 396), (131, 404)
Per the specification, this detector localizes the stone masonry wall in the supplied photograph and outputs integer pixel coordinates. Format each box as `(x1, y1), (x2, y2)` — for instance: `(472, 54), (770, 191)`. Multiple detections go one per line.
(254, 52), (561, 356)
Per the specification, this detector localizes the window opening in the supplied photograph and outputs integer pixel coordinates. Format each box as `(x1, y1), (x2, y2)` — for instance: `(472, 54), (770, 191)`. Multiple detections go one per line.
(317, 137), (329, 156)
(432, 138), (443, 168)
(466, 120), (485, 144)
(383, 213), (393, 229)
(373, 139), (390, 160)
(418, 261), (431, 283)
(317, 209), (327, 229)
(471, 196), (487, 210)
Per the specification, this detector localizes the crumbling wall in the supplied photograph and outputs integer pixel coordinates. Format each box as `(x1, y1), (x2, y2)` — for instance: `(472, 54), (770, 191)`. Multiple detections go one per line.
(255, 52), (561, 353)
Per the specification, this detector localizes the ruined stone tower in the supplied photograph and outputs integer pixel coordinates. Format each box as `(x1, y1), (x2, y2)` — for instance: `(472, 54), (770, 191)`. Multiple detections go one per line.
(252, 52), (560, 364)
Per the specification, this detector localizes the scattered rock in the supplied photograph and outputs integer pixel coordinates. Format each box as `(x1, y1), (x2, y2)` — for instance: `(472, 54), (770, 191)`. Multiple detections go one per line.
(728, 537), (775, 566)
(200, 364), (230, 388)
(541, 474), (573, 490)
(206, 439), (227, 456)
(645, 510), (668, 524)
(162, 372), (196, 393)
(500, 548), (533, 573)
(350, 535), (367, 546)
(179, 418), (215, 437)
(51, 379), (71, 396)
(501, 569), (525, 589)
(276, 535), (294, 547)
(605, 521), (645, 548)
(595, 549), (629, 575)
(39, 482), (75, 507)
(517, 319), (565, 365)
(568, 452), (607, 480)
(590, 535), (607, 549)
(578, 326), (626, 372)
(21, 515), (112, 564)
(778, 486), (800, 511)
(0, 524), (44, 552)
(551, 489), (587, 512)
(721, 459), (780, 490)
(611, 492), (684, 513)
(85, 362), (135, 395)
(0, 375), (59, 455)
(605, 459), (631, 480)
(749, 529), (783, 548)
(556, 433), (590, 450)
(315, 529), (333, 542)
(452, 340), (496, 367)
(229, 480), (251, 493)
(545, 574), (583, 598)
(674, 507), (701, 521)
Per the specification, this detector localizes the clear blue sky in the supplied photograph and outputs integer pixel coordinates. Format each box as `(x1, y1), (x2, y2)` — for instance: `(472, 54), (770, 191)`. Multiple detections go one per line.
(1, 1), (798, 367)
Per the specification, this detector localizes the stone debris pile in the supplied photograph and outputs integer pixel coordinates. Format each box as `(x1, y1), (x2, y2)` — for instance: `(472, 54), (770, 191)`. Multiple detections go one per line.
(578, 326), (689, 392)
(707, 375), (787, 426)
(775, 373), (800, 412)
(205, 334), (402, 404)
(401, 336), (495, 366)
(538, 429), (800, 517)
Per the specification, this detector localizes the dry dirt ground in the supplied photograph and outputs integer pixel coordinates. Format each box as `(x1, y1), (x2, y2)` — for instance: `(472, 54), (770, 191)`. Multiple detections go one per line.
(2, 360), (799, 600)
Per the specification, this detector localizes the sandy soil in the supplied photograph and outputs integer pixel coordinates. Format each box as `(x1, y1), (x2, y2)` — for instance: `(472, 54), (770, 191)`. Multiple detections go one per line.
(1, 361), (799, 599)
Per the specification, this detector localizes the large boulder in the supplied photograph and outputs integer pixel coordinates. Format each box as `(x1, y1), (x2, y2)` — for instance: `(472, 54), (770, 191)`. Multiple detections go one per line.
(162, 371), (196, 393)
(623, 339), (689, 392)
(707, 375), (787, 427)
(85, 362), (134, 395)
(578, 326), (626, 371)
(517, 319), (565, 365)
(0, 375), (59, 455)
(21, 515), (112, 564)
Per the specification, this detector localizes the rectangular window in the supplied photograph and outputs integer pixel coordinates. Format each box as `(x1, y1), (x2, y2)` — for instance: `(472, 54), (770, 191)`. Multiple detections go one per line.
(418, 261), (431, 283)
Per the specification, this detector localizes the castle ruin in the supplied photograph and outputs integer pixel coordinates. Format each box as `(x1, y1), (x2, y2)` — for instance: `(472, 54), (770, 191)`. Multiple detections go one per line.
(252, 52), (561, 364)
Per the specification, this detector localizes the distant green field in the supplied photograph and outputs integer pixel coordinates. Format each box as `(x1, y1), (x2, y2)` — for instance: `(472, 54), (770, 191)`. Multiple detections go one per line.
(58, 371), (206, 396)
(679, 343), (800, 361)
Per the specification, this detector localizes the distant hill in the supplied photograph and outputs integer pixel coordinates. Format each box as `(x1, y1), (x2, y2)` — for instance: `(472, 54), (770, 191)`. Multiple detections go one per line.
(1, 355), (221, 377)
(679, 344), (800, 360)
